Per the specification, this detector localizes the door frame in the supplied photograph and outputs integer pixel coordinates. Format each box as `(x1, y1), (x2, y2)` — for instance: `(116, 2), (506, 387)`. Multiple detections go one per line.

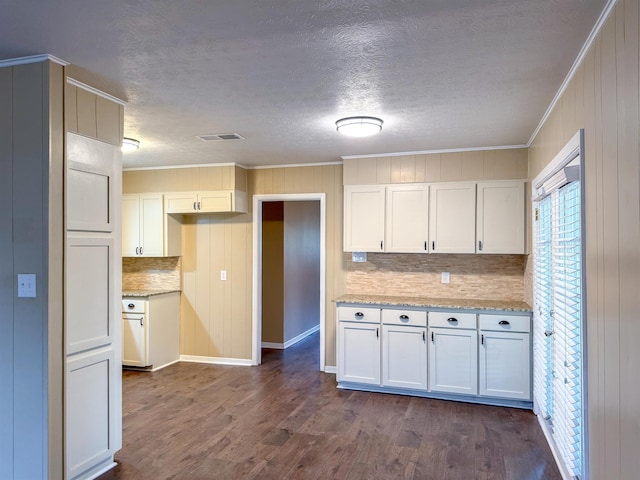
(251, 193), (326, 369)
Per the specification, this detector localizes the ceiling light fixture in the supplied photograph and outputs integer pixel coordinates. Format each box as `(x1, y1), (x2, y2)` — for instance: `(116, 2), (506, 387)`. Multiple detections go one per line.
(122, 137), (140, 152)
(336, 116), (383, 137)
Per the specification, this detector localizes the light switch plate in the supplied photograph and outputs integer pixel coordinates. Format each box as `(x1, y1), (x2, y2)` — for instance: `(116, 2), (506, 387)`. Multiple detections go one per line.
(352, 252), (367, 263)
(18, 273), (36, 298)
(220, 270), (227, 281)
(441, 272), (450, 284)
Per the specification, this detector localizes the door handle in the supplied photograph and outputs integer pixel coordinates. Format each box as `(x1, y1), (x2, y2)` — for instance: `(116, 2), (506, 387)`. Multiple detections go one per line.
(481, 334), (484, 345)
(135, 246), (139, 255)
(423, 331), (426, 342)
(478, 240), (483, 251)
(140, 246), (143, 255)
(376, 327), (379, 338)
(198, 201), (201, 210)
(431, 332), (434, 342)
(380, 240), (383, 251)
(432, 241), (435, 251)
(193, 201), (197, 211)
(424, 241), (427, 251)
(139, 317), (144, 326)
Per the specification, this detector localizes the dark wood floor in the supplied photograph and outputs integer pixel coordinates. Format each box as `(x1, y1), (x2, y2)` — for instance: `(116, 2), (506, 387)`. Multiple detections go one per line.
(99, 332), (561, 480)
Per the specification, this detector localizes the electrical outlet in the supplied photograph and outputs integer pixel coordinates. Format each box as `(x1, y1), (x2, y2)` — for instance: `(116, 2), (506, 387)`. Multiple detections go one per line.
(441, 272), (450, 284)
(352, 252), (367, 263)
(220, 270), (227, 281)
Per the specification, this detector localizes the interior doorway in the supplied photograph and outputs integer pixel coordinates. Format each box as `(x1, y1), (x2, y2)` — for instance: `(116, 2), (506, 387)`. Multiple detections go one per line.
(252, 194), (326, 369)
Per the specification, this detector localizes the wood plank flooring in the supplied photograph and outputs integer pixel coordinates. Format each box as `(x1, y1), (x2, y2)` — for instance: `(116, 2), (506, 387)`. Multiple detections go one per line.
(99, 332), (561, 480)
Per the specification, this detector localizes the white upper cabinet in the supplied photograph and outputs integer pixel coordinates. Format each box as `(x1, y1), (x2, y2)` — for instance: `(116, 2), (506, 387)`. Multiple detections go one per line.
(429, 182), (476, 253)
(344, 185), (386, 252)
(123, 194), (180, 257)
(164, 190), (248, 214)
(385, 185), (429, 253)
(476, 181), (525, 254)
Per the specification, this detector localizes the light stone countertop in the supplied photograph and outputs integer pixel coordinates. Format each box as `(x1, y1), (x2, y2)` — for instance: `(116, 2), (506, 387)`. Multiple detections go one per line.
(122, 289), (181, 298)
(335, 294), (532, 312)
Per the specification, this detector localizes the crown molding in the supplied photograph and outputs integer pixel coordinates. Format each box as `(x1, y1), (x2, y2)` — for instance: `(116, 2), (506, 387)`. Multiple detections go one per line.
(66, 77), (127, 106)
(341, 144), (526, 160)
(0, 53), (69, 67)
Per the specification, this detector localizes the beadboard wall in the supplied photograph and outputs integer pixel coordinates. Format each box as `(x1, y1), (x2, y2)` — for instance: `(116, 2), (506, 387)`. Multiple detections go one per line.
(346, 253), (526, 302)
(122, 257), (182, 291)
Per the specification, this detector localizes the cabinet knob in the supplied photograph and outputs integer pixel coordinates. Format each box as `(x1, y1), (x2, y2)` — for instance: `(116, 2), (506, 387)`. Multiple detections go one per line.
(447, 317), (458, 324)
(355, 312), (364, 318)
(399, 314), (409, 321)
(128, 303), (135, 308)
(498, 320), (510, 326)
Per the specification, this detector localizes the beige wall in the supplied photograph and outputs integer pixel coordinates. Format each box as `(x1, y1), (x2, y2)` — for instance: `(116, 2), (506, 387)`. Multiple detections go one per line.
(261, 202), (284, 343)
(283, 201), (321, 341)
(343, 148), (528, 185)
(528, 1), (640, 477)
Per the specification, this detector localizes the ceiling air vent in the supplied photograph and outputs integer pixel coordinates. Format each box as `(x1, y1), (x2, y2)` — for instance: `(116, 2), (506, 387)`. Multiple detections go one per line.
(197, 133), (245, 142)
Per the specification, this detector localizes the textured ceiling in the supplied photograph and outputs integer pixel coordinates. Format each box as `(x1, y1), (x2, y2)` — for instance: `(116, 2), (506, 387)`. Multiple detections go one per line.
(0, 0), (607, 168)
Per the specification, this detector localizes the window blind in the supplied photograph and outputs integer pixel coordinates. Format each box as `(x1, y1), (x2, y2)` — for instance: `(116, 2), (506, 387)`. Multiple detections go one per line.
(533, 164), (583, 479)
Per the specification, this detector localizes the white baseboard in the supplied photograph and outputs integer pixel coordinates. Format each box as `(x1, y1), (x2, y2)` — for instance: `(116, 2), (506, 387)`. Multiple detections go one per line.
(150, 359), (180, 372)
(323, 365), (337, 374)
(179, 355), (253, 366)
(261, 324), (320, 350)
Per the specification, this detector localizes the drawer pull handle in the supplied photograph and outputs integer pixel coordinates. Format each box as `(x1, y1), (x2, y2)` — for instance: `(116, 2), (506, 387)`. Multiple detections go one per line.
(128, 303), (135, 308)
(498, 320), (510, 325)
(447, 317), (458, 324)
(355, 312), (364, 318)
(399, 314), (409, 321)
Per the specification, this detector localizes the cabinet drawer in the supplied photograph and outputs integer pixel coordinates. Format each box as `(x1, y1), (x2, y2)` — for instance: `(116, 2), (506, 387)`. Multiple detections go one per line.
(479, 314), (530, 333)
(382, 309), (427, 327)
(429, 311), (476, 329)
(338, 306), (381, 323)
(122, 298), (146, 314)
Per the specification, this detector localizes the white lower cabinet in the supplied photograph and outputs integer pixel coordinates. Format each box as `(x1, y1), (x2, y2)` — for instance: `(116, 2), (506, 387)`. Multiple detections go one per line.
(336, 304), (532, 406)
(337, 306), (382, 385)
(382, 324), (428, 390)
(338, 321), (381, 385)
(479, 314), (531, 400)
(428, 327), (478, 395)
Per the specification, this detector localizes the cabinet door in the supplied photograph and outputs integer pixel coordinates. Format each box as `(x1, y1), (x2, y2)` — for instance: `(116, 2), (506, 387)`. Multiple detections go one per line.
(344, 186), (386, 252)
(385, 185), (429, 253)
(139, 194), (164, 256)
(382, 325), (427, 390)
(338, 321), (381, 385)
(477, 181), (525, 254)
(121, 194), (140, 256)
(479, 331), (531, 400)
(123, 316), (147, 367)
(164, 192), (198, 214)
(198, 191), (232, 212)
(429, 183), (476, 253)
(429, 327), (478, 395)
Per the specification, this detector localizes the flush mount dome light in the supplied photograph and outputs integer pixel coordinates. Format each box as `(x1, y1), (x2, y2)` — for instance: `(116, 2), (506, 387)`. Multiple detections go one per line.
(336, 116), (383, 137)
(121, 137), (140, 152)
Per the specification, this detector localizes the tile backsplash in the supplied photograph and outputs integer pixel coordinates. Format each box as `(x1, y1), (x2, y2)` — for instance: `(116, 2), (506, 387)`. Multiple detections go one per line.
(346, 253), (527, 302)
(122, 257), (181, 291)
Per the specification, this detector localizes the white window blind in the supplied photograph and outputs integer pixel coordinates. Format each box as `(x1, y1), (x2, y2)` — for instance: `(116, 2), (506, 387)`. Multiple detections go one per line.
(533, 157), (583, 479)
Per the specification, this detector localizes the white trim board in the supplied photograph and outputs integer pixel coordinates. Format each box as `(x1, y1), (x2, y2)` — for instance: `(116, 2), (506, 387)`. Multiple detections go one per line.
(261, 325), (320, 350)
(179, 355), (253, 367)
(323, 366), (337, 374)
(252, 193), (326, 370)
(67, 77), (127, 106)
(341, 144), (527, 160)
(0, 53), (69, 67)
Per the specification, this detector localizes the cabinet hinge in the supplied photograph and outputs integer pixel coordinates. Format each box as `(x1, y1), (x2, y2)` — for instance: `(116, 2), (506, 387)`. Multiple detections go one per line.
(535, 208), (539, 221)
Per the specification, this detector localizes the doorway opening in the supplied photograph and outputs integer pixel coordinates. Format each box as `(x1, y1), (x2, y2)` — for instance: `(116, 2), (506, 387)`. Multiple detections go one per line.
(252, 194), (326, 369)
